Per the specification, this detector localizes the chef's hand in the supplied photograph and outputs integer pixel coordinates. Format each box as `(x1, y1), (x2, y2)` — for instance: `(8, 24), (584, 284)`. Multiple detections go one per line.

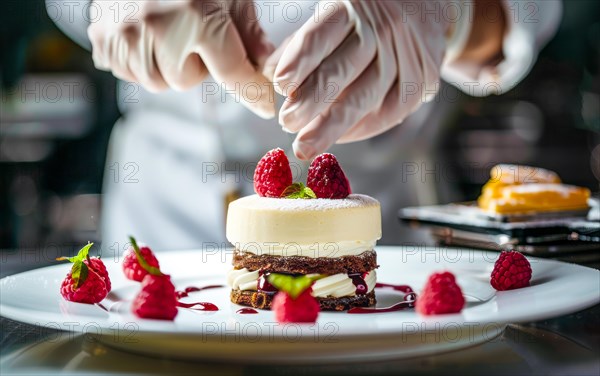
(265, 1), (452, 159)
(88, 0), (275, 118)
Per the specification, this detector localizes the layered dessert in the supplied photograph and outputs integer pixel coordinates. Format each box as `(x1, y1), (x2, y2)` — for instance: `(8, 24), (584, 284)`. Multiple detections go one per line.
(226, 149), (381, 311)
(478, 164), (590, 214)
(226, 194), (380, 310)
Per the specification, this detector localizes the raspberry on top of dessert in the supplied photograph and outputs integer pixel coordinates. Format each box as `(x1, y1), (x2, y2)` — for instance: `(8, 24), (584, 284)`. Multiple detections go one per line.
(226, 149), (381, 312)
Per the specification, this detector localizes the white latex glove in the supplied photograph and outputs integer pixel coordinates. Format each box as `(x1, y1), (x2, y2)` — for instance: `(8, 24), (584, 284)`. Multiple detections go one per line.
(265, 1), (453, 159)
(88, 0), (275, 118)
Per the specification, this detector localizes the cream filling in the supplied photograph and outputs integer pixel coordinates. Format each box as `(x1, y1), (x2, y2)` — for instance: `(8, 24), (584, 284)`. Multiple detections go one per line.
(232, 240), (376, 258)
(227, 268), (260, 291)
(227, 268), (377, 298)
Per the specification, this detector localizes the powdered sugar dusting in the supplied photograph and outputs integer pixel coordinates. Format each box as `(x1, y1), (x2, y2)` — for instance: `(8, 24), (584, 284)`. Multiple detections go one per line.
(233, 194), (379, 211)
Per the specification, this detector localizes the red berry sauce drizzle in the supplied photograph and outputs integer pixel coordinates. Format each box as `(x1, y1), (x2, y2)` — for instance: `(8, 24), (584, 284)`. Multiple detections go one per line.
(375, 283), (414, 294)
(177, 301), (219, 311)
(349, 273), (368, 295)
(257, 271), (278, 294)
(175, 284), (223, 299)
(236, 308), (259, 314)
(175, 285), (224, 311)
(347, 283), (417, 314)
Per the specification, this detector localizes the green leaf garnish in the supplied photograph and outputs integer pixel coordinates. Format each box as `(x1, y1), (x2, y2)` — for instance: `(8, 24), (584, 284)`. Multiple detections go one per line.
(268, 274), (321, 299)
(281, 183), (317, 199)
(72, 261), (89, 289)
(129, 235), (163, 276)
(56, 242), (94, 289)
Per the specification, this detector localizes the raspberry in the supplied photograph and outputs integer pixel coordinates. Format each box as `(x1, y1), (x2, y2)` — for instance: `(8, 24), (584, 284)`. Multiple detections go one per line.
(416, 271), (465, 315)
(57, 242), (109, 304)
(86, 257), (111, 292)
(254, 148), (293, 197)
(60, 268), (108, 304)
(271, 288), (320, 323)
(127, 236), (177, 320)
(491, 251), (532, 291)
(122, 244), (160, 282)
(132, 274), (178, 320)
(307, 153), (351, 199)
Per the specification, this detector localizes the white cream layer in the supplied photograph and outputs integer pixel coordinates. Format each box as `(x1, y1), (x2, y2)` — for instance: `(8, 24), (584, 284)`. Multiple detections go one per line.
(226, 194), (381, 258)
(227, 268), (377, 298)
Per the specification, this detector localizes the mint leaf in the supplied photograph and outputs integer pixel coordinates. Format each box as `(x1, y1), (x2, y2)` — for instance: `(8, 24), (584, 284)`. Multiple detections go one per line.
(281, 183), (303, 197)
(129, 235), (163, 276)
(56, 242), (95, 290)
(281, 183), (316, 199)
(303, 186), (317, 199)
(268, 274), (320, 299)
(72, 261), (89, 289)
(56, 242), (93, 263)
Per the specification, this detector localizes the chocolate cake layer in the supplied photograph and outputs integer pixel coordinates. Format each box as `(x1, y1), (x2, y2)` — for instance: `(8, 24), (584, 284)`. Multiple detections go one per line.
(231, 289), (376, 311)
(232, 249), (378, 275)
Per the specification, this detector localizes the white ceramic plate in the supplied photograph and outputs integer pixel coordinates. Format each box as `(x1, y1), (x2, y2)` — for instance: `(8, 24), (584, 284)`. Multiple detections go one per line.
(1, 247), (598, 363)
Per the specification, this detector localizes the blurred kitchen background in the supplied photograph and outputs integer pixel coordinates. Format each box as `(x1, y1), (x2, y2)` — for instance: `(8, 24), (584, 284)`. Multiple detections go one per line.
(1, 0), (599, 255)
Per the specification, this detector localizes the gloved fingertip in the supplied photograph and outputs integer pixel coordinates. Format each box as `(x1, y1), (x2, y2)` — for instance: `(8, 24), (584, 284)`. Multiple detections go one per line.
(278, 103), (303, 133)
(278, 111), (296, 133)
(278, 108), (287, 128)
(272, 67), (292, 96)
(92, 61), (109, 71)
(240, 73), (276, 119)
(293, 140), (318, 161)
(273, 79), (286, 96)
(279, 107), (298, 133)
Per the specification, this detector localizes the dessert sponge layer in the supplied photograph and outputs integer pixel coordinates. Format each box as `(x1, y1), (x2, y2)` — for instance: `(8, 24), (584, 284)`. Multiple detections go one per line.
(233, 249), (378, 275)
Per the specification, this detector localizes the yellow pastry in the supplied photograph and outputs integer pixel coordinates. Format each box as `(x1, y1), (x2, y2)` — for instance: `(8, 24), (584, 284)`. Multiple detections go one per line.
(478, 165), (590, 214)
(478, 164), (562, 210)
(483, 184), (590, 214)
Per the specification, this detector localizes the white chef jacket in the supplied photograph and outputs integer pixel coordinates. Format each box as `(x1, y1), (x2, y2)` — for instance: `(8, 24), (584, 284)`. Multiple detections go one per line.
(48, 0), (562, 252)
